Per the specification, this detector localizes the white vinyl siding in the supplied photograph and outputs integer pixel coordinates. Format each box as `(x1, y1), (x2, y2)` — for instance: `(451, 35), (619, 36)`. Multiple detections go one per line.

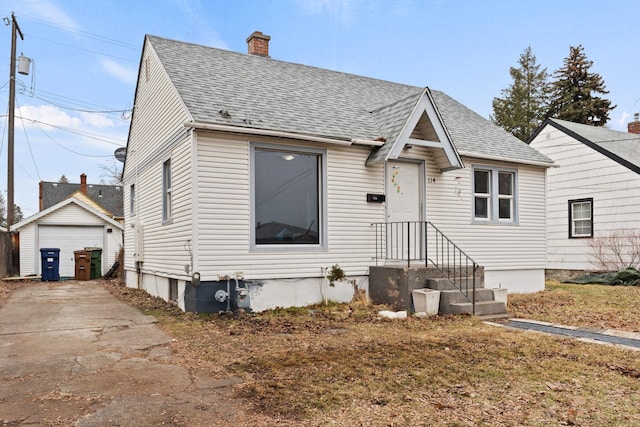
(122, 41), (193, 276)
(530, 126), (640, 271)
(427, 157), (546, 272)
(194, 132), (384, 279)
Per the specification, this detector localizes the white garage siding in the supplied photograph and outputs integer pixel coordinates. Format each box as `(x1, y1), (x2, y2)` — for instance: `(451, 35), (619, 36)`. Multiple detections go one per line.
(38, 225), (104, 277)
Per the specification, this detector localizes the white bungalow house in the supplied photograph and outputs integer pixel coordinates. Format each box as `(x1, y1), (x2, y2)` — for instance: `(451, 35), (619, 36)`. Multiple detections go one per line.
(122, 32), (553, 313)
(528, 117), (640, 279)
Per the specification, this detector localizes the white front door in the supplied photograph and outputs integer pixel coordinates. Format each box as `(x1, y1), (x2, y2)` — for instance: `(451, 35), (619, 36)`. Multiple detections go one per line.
(386, 161), (423, 223)
(385, 161), (424, 261)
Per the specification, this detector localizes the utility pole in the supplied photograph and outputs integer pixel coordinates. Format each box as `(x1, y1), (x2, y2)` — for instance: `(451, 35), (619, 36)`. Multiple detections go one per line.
(7, 12), (23, 230)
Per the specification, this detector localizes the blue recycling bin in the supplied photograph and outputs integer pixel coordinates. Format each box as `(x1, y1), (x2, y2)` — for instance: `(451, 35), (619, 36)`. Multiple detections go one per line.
(40, 248), (61, 281)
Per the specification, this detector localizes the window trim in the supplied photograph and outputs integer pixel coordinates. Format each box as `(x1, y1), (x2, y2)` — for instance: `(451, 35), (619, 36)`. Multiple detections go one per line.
(568, 198), (593, 238)
(162, 158), (172, 223)
(250, 142), (327, 251)
(130, 183), (136, 215)
(471, 165), (518, 224)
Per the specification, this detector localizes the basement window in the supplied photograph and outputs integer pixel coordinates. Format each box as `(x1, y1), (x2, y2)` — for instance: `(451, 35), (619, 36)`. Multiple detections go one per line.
(169, 278), (178, 302)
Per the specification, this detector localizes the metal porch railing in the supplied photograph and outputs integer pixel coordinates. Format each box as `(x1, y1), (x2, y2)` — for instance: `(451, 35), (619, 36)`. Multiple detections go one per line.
(372, 221), (480, 313)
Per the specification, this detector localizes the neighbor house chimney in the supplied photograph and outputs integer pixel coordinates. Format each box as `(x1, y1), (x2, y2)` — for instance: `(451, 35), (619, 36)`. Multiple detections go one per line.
(247, 31), (271, 57)
(39, 181), (44, 211)
(80, 173), (87, 193)
(628, 113), (640, 134)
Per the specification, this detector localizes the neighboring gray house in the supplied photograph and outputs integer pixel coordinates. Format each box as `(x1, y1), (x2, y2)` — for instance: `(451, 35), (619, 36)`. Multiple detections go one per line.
(39, 173), (124, 220)
(122, 32), (553, 313)
(528, 117), (640, 278)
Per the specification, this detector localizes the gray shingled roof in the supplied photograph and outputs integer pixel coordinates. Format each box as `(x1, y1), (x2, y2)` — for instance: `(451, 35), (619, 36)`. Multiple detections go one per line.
(548, 119), (640, 169)
(41, 181), (123, 217)
(147, 35), (552, 166)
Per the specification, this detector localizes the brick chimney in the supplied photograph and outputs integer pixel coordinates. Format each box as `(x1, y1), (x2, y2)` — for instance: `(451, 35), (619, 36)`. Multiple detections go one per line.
(628, 113), (640, 134)
(39, 181), (43, 211)
(80, 173), (87, 193)
(246, 31), (271, 57)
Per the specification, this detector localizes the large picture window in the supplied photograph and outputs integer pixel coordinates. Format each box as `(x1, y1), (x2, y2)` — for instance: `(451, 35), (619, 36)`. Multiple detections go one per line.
(569, 198), (593, 238)
(473, 166), (517, 223)
(252, 145), (324, 246)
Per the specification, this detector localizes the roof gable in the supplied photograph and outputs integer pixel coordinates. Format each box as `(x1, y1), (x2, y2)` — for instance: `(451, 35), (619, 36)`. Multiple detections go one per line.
(532, 118), (640, 175)
(368, 89), (462, 170)
(12, 197), (124, 231)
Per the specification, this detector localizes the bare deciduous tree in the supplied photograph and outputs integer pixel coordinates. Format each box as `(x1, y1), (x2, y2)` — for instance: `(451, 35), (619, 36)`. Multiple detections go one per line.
(588, 230), (640, 272)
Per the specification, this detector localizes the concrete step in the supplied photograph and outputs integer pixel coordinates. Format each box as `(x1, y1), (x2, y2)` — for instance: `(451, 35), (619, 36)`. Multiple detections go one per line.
(426, 276), (484, 291)
(439, 288), (495, 307)
(444, 300), (507, 316)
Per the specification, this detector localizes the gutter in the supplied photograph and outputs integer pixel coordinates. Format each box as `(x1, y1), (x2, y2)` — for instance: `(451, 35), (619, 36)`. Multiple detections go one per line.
(185, 122), (384, 147)
(457, 151), (556, 168)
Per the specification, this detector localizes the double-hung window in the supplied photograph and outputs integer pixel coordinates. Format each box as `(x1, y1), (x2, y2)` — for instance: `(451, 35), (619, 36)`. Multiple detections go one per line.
(569, 198), (593, 238)
(162, 159), (172, 222)
(473, 166), (517, 223)
(251, 143), (325, 248)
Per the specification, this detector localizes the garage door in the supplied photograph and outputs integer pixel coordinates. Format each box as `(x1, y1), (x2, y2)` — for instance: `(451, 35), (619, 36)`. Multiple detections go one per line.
(38, 225), (104, 278)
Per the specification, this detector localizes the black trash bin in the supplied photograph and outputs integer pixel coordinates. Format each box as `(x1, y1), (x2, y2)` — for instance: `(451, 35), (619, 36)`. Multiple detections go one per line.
(85, 247), (103, 280)
(40, 248), (60, 281)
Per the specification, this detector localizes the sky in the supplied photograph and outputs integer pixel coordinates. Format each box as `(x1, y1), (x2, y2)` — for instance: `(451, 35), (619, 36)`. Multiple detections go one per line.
(1, 0), (639, 219)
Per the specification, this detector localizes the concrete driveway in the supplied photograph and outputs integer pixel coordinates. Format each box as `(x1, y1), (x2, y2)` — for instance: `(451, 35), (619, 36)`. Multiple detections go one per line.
(0, 281), (242, 426)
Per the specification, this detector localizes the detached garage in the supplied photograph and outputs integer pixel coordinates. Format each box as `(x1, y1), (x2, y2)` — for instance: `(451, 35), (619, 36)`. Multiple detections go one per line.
(12, 197), (123, 278)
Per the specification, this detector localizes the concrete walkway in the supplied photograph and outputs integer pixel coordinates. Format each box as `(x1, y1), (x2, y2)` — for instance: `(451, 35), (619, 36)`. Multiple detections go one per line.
(497, 318), (640, 351)
(0, 281), (243, 426)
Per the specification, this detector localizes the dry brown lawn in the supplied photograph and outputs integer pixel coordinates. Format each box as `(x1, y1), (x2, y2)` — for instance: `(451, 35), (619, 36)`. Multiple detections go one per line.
(4, 279), (640, 426)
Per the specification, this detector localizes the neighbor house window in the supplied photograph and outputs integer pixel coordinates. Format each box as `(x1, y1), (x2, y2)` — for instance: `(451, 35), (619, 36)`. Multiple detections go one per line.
(162, 159), (172, 222)
(569, 198), (593, 238)
(472, 166), (517, 223)
(252, 144), (325, 247)
(130, 184), (136, 215)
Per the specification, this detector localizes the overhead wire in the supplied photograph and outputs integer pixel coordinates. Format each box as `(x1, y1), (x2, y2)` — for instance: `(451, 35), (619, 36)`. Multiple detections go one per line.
(31, 120), (116, 158)
(16, 116), (126, 146)
(26, 34), (137, 64)
(19, 15), (139, 50)
(14, 97), (41, 180)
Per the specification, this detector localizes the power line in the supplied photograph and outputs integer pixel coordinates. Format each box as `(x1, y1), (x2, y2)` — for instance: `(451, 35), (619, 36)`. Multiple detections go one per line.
(19, 15), (139, 50)
(0, 114), (126, 146)
(32, 120), (116, 158)
(15, 98), (41, 180)
(26, 34), (137, 64)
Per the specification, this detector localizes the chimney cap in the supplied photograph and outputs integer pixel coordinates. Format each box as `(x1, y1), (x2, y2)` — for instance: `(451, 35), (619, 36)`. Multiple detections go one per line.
(246, 31), (271, 43)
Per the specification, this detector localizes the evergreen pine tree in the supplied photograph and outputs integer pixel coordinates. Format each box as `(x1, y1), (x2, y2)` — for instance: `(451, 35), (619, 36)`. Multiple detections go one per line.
(546, 45), (615, 126)
(491, 47), (550, 141)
